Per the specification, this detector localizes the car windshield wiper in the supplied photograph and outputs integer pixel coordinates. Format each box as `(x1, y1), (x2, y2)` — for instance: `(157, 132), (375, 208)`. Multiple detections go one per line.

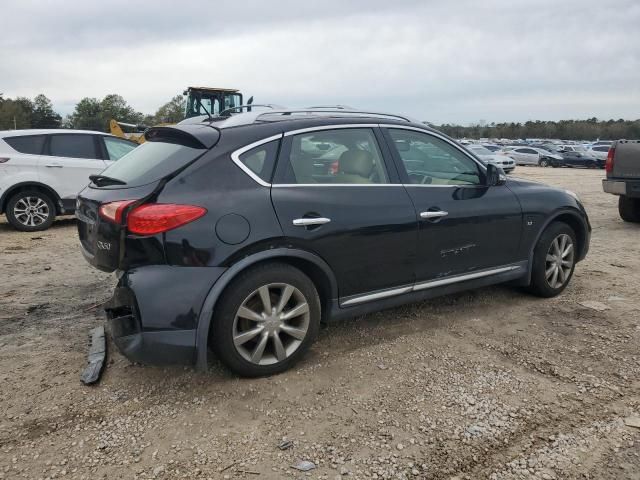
(89, 174), (127, 186)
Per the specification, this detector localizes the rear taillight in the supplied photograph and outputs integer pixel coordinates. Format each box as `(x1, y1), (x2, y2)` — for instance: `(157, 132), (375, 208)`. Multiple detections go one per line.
(98, 200), (137, 223)
(127, 204), (206, 235)
(605, 147), (615, 173)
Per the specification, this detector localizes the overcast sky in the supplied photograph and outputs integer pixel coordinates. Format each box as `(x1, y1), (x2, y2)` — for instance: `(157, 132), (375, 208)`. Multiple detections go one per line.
(2, 0), (639, 124)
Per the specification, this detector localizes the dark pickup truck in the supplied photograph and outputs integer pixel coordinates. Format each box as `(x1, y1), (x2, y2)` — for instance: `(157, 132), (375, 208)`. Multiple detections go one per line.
(602, 140), (640, 222)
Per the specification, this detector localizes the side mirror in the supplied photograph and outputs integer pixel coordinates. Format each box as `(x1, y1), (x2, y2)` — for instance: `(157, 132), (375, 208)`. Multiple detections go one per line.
(486, 163), (506, 186)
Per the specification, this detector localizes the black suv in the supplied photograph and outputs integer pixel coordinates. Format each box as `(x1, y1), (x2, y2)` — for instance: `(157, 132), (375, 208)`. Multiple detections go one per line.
(76, 108), (591, 377)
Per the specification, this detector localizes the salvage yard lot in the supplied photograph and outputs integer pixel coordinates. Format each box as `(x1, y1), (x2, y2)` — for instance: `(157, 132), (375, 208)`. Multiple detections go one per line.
(1, 167), (639, 479)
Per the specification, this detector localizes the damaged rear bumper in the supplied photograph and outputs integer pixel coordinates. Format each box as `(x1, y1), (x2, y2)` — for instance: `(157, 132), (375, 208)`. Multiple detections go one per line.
(105, 265), (226, 365)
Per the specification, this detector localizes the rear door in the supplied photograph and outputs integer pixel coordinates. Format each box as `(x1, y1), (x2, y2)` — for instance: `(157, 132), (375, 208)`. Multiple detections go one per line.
(514, 148), (539, 165)
(381, 127), (523, 282)
(40, 133), (107, 201)
(270, 125), (417, 304)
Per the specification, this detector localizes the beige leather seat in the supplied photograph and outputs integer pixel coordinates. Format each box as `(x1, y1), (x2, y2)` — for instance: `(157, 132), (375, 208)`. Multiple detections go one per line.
(333, 150), (374, 184)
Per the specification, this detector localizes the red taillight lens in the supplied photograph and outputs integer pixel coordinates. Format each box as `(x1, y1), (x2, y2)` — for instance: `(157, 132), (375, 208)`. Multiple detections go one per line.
(127, 204), (207, 235)
(98, 200), (136, 223)
(605, 147), (615, 173)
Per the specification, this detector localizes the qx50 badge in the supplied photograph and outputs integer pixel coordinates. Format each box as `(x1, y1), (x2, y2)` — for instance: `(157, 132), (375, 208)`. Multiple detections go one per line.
(97, 241), (111, 251)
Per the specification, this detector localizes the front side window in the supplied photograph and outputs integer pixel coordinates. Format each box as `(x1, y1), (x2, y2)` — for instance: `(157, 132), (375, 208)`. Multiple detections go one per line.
(3, 135), (46, 155)
(49, 134), (98, 159)
(104, 136), (137, 161)
(279, 128), (389, 184)
(388, 129), (482, 185)
(237, 140), (279, 183)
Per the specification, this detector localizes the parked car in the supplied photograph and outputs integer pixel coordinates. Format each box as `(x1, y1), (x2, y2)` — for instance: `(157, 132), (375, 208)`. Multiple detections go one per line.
(587, 145), (610, 161)
(556, 145), (604, 168)
(466, 145), (516, 172)
(76, 108), (591, 377)
(602, 140), (640, 222)
(481, 144), (501, 152)
(0, 129), (137, 231)
(503, 146), (563, 167)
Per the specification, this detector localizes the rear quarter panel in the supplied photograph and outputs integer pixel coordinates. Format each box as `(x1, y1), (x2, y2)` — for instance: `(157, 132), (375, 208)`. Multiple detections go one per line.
(159, 131), (286, 268)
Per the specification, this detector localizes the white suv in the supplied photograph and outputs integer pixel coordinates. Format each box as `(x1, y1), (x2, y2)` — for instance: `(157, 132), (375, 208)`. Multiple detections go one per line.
(0, 129), (137, 231)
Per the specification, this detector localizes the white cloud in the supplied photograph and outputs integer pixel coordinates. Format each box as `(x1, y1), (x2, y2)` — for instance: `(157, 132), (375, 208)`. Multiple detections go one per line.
(2, 0), (639, 123)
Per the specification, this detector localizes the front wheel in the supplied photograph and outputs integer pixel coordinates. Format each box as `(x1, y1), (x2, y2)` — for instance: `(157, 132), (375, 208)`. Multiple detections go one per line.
(539, 158), (549, 167)
(6, 190), (56, 231)
(618, 195), (640, 223)
(211, 263), (321, 377)
(527, 222), (577, 298)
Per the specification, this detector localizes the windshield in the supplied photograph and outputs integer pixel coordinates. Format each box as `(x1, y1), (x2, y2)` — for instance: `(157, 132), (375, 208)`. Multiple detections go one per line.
(94, 141), (206, 188)
(469, 146), (492, 155)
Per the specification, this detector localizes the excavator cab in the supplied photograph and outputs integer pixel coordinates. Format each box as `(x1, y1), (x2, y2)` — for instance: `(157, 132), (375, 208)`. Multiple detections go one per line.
(183, 87), (244, 118)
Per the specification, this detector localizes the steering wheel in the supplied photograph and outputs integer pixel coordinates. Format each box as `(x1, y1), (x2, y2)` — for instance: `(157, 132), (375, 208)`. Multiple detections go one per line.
(408, 172), (432, 184)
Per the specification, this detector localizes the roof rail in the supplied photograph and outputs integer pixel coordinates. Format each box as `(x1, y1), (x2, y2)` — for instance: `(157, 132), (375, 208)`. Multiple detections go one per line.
(305, 105), (355, 110)
(254, 108), (415, 123)
(219, 104), (286, 116)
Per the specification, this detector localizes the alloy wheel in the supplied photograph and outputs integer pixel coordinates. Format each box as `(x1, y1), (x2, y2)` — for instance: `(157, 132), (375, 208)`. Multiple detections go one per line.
(539, 159), (549, 167)
(232, 283), (310, 366)
(545, 234), (574, 289)
(13, 196), (50, 228)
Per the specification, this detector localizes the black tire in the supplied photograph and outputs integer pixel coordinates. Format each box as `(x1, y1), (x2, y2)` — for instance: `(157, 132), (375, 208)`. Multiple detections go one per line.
(5, 190), (56, 232)
(586, 161), (596, 169)
(618, 195), (640, 223)
(527, 222), (577, 298)
(539, 158), (549, 167)
(211, 262), (321, 377)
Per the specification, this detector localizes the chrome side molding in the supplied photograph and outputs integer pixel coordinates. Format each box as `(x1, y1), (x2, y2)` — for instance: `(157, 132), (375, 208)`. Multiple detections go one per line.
(341, 264), (522, 307)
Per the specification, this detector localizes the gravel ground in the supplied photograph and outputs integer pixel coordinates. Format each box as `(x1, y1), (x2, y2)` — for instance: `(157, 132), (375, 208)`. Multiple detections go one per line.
(1, 166), (639, 480)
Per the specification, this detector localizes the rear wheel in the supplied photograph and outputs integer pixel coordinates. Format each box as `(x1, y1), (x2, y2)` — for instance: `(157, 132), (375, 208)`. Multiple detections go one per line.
(211, 263), (321, 377)
(6, 190), (56, 231)
(527, 222), (577, 298)
(618, 195), (640, 223)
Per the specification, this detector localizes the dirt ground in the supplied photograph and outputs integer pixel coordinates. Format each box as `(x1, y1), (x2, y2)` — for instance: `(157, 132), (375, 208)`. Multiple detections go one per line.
(1, 167), (639, 480)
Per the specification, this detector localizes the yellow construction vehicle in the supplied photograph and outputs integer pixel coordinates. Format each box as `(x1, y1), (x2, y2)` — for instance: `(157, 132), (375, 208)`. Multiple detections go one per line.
(110, 86), (250, 144)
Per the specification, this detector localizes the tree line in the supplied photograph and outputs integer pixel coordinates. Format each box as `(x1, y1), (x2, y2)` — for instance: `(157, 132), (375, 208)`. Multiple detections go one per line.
(0, 93), (185, 132)
(1, 93), (638, 140)
(436, 118), (640, 140)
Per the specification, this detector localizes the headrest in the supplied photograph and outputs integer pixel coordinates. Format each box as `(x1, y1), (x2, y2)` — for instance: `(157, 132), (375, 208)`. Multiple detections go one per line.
(338, 150), (374, 178)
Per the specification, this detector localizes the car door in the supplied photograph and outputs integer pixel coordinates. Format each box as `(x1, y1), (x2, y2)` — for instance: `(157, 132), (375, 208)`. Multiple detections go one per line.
(270, 125), (418, 304)
(381, 127), (523, 283)
(40, 133), (107, 201)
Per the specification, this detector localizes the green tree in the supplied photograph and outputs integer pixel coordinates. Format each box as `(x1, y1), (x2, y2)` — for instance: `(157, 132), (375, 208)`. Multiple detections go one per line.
(67, 94), (144, 132)
(31, 94), (61, 128)
(153, 95), (186, 124)
(0, 97), (33, 129)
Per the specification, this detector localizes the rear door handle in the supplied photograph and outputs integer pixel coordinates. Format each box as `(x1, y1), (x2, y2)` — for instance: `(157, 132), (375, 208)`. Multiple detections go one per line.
(45, 164), (63, 168)
(292, 217), (331, 226)
(420, 210), (448, 219)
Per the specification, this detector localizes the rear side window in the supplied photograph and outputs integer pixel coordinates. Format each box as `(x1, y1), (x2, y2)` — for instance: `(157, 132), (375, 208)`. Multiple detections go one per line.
(3, 135), (46, 154)
(593, 146), (609, 152)
(49, 134), (98, 159)
(96, 141), (206, 187)
(103, 136), (137, 160)
(236, 140), (279, 183)
(278, 128), (389, 184)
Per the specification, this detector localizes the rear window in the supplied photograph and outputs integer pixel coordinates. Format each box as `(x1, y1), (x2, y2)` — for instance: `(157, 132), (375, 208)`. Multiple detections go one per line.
(3, 135), (46, 154)
(95, 140), (206, 187)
